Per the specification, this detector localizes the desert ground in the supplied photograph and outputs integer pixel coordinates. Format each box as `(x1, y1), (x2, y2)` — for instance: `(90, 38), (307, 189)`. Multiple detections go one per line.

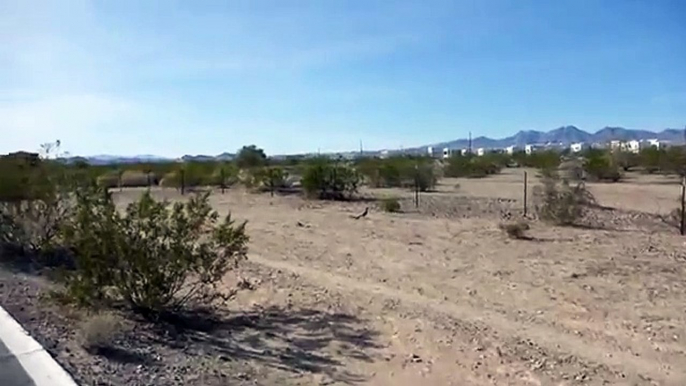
(3, 168), (686, 385)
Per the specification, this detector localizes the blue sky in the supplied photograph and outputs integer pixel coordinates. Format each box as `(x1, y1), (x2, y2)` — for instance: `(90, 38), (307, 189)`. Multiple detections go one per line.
(1, 0), (685, 157)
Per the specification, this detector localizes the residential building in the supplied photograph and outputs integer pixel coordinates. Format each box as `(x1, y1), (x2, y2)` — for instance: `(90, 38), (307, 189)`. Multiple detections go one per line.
(570, 142), (586, 153)
(476, 148), (485, 156)
(609, 140), (622, 151)
(442, 148), (452, 159)
(524, 144), (539, 154)
(460, 149), (469, 156)
(645, 138), (666, 149)
(505, 145), (518, 154)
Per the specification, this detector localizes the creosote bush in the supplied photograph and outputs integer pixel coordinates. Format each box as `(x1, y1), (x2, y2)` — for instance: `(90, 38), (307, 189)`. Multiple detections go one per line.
(380, 197), (401, 213)
(60, 187), (249, 315)
(534, 176), (596, 226)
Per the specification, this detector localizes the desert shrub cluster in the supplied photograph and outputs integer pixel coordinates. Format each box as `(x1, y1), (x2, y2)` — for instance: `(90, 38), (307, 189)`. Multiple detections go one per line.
(301, 158), (361, 200)
(356, 156), (438, 191)
(0, 148), (249, 318)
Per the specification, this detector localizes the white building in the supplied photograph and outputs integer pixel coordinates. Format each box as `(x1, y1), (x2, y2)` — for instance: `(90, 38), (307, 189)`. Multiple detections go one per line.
(609, 140), (622, 151)
(525, 144), (539, 155)
(380, 150), (389, 159)
(476, 148), (485, 156)
(625, 140), (641, 153)
(505, 145), (518, 155)
(442, 148), (452, 159)
(427, 146), (434, 157)
(570, 142), (587, 153)
(460, 149), (469, 156)
(645, 138), (666, 149)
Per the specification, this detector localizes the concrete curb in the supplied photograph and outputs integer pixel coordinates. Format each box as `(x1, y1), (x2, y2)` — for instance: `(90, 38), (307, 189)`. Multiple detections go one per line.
(0, 306), (78, 386)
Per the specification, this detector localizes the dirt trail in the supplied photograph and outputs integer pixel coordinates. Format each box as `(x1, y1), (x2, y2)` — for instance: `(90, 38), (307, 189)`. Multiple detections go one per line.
(114, 186), (686, 385)
(248, 253), (684, 385)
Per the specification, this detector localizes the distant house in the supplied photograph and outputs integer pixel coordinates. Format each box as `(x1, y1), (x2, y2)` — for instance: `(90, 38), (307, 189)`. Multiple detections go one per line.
(380, 150), (389, 159)
(427, 146), (434, 157)
(609, 140), (622, 151)
(645, 138), (667, 149)
(442, 148), (452, 159)
(624, 140), (641, 154)
(570, 142), (587, 153)
(460, 149), (469, 156)
(524, 144), (539, 155)
(505, 145), (518, 155)
(476, 148), (485, 156)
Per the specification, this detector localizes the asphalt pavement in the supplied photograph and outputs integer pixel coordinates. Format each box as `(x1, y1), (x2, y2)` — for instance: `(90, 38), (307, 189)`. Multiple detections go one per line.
(0, 338), (35, 386)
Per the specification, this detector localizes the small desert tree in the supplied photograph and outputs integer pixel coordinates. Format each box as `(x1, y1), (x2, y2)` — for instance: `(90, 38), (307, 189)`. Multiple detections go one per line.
(236, 145), (267, 169)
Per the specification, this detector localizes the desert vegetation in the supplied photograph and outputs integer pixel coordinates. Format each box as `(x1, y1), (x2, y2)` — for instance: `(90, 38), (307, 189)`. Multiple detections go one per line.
(3, 141), (686, 386)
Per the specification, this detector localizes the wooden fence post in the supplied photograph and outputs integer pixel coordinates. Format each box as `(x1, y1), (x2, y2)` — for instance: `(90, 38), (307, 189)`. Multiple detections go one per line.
(680, 177), (685, 236)
(524, 170), (529, 217)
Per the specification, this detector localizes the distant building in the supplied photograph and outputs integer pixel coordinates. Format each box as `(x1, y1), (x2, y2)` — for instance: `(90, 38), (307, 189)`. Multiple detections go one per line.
(460, 149), (469, 156)
(524, 144), (540, 155)
(380, 150), (389, 159)
(476, 148), (485, 156)
(609, 140), (622, 151)
(427, 146), (434, 157)
(442, 148), (452, 159)
(625, 140), (641, 153)
(645, 138), (667, 149)
(570, 142), (587, 153)
(505, 145), (518, 155)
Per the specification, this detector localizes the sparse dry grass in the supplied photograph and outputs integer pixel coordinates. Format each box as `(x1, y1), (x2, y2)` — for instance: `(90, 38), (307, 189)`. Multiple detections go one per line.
(79, 312), (122, 353)
(499, 221), (531, 239)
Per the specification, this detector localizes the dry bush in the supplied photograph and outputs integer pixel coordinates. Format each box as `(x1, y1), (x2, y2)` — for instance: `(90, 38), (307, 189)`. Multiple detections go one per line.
(533, 176), (596, 226)
(80, 313), (121, 353)
(380, 197), (401, 213)
(499, 221), (531, 239)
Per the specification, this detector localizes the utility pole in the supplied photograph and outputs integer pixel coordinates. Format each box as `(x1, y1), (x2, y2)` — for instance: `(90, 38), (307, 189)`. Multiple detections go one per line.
(468, 131), (473, 155)
(359, 140), (363, 155)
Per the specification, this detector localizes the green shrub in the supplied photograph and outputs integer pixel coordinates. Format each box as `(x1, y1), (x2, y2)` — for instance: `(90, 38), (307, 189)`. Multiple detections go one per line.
(584, 151), (621, 182)
(60, 188), (249, 314)
(0, 155), (73, 252)
(380, 197), (401, 213)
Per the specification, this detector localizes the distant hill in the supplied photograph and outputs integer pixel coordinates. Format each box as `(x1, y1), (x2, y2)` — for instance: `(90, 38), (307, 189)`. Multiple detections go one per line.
(51, 125), (684, 164)
(418, 126), (685, 151)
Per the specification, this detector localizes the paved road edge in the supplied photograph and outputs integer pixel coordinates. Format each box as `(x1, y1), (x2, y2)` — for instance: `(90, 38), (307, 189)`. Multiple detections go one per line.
(0, 305), (78, 386)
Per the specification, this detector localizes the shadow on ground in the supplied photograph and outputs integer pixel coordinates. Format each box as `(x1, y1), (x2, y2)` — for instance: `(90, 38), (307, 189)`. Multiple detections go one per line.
(140, 306), (381, 384)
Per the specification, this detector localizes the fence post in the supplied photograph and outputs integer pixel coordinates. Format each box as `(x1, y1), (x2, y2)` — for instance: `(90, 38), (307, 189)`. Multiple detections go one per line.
(414, 164), (419, 208)
(180, 169), (186, 195)
(220, 168), (226, 194)
(524, 170), (529, 217)
(680, 177), (685, 236)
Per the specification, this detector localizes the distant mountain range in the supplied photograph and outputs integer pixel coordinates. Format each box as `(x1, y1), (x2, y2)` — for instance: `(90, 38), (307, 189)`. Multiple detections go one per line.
(417, 126), (686, 151)
(56, 125), (684, 164)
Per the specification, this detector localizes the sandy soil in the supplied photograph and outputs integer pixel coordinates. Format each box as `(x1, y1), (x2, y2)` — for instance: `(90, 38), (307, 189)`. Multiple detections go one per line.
(3, 171), (686, 385)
